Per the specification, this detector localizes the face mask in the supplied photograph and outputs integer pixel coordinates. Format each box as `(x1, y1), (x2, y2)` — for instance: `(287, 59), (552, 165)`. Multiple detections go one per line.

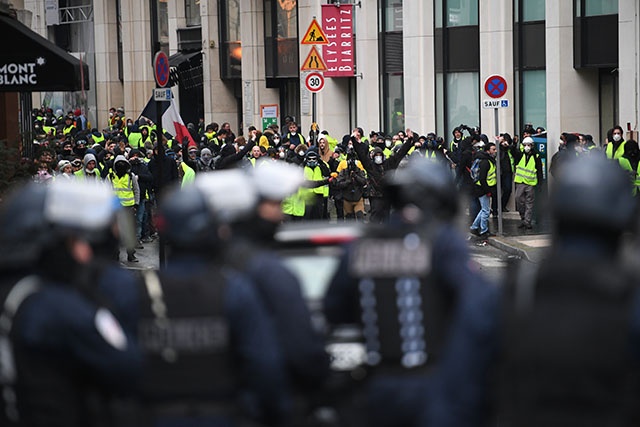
(298, 150), (306, 157)
(374, 156), (383, 165)
(274, 138), (280, 144)
(279, 152), (286, 159)
(307, 160), (318, 168)
(385, 139), (392, 148)
(290, 131), (297, 136)
(613, 134), (622, 142)
(524, 145), (531, 153)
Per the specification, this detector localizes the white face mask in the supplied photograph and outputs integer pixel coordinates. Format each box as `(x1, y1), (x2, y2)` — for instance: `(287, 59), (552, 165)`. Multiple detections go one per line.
(374, 156), (383, 165)
(613, 134), (622, 142)
(385, 140), (392, 148)
(524, 145), (531, 153)
(273, 138), (280, 144)
(279, 152), (286, 159)
(298, 150), (306, 157)
(290, 131), (297, 136)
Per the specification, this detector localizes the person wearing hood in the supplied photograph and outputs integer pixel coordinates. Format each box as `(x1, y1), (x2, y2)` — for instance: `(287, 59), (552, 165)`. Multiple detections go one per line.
(107, 155), (141, 263)
(74, 153), (102, 181)
(216, 135), (257, 170)
(469, 142), (497, 239)
(196, 147), (216, 172)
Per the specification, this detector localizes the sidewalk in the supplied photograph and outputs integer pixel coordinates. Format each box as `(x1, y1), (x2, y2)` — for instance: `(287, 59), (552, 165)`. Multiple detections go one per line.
(119, 239), (160, 270)
(483, 211), (551, 263)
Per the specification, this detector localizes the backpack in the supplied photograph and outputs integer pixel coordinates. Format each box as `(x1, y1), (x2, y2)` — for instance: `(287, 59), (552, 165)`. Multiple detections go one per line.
(469, 158), (482, 182)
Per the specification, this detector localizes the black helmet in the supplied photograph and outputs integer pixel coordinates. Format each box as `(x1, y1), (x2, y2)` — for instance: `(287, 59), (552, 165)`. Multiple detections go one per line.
(386, 156), (458, 219)
(551, 155), (635, 233)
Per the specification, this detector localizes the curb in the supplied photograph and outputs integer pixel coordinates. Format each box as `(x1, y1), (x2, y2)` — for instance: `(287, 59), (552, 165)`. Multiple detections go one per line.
(486, 237), (531, 261)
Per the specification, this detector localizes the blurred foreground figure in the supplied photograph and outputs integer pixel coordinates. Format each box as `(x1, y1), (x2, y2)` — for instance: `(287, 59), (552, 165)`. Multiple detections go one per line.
(135, 175), (291, 427)
(0, 181), (142, 427)
(324, 157), (496, 427)
(496, 155), (640, 427)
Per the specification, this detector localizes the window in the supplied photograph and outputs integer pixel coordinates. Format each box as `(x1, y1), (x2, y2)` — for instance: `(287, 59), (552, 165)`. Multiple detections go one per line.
(220, 0), (241, 79)
(446, 72), (479, 134)
(185, 0), (201, 27)
(584, 0), (617, 17)
(380, 0), (404, 135)
(434, 0), (480, 136)
(264, 0), (299, 78)
(446, 0), (478, 27)
(519, 0), (545, 22)
(521, 70), (546, 129)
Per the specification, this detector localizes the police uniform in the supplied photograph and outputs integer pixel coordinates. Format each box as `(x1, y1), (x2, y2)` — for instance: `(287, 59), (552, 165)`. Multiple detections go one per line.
(136, 260), (290, 427)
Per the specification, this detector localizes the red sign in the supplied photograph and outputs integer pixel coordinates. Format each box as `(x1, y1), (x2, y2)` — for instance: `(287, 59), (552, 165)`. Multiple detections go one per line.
(154, 51), (170, 88)
(322, 4), (355, 78)
(484, 75), (508, 99)
(305, 72), (325, 93)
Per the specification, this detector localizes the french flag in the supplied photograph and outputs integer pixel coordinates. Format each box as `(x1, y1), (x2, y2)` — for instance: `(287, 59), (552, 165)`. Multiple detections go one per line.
(139, 95), (196, 148)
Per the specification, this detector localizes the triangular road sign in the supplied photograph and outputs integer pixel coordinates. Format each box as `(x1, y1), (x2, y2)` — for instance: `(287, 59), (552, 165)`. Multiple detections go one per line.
(301, 46), (327, 71)
(301, 19), (329, 45)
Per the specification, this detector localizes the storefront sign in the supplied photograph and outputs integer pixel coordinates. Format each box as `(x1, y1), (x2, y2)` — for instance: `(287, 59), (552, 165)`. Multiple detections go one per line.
(321, 4), (355, 78)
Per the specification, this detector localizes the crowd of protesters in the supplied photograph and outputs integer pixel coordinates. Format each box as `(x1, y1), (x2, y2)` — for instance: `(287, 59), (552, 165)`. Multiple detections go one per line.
(17, 105), (640, 245)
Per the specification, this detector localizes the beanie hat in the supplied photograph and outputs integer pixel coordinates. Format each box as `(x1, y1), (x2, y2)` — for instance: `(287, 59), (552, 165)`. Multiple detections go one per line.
(201, 148), (212, 157)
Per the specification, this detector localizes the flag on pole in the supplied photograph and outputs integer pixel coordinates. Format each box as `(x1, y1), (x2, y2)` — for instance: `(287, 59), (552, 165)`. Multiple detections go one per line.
(139, 95), (196, 147)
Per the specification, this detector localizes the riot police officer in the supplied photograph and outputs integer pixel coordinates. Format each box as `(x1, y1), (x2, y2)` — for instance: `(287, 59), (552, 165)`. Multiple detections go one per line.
(324, 157), (495, 427)
(494, 155), (640, 427)
(135, 177), (291, 427)
(0, 180), (142, 427)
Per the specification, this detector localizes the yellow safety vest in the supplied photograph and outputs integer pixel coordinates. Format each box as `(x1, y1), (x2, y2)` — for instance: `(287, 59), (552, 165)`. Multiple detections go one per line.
(476, 161), (497, 187)
(304, 165), (328, 196)
(110, 173), (135, 206)
(514, 154), (538, 186)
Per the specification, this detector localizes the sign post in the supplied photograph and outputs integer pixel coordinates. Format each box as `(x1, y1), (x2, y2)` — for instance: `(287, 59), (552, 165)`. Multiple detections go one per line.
(153, 50), (169, 267)
(482, 74), (509, 236)
(301, 18), (328, 145)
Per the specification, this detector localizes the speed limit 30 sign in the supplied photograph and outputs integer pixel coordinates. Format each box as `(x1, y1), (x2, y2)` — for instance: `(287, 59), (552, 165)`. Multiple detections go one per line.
(305, 72), (325, 93)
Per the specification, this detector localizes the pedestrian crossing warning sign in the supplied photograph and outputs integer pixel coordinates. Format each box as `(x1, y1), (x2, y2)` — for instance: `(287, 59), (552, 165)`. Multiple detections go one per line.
(301, 19), (329, 45)
(301, 46), (328, 71)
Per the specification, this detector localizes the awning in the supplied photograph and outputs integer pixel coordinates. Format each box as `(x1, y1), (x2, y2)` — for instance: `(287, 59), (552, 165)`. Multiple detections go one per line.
(168, 51), (202, 89)
(0, 13), (90, 92)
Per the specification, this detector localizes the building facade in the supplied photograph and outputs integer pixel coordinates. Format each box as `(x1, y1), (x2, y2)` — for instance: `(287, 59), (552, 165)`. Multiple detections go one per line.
(12, 0), (640, 163)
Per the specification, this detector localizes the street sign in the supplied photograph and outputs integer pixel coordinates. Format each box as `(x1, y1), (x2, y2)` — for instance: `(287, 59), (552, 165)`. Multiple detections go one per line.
(484, 74), (507, 99)
(305, 72), (325, 93)
(154, 88), (172, 101)
(301, 46), (327, 71)
(154, 51), (170, 88)
(482, 99), (509, 109)
(301, 19), (329, 45)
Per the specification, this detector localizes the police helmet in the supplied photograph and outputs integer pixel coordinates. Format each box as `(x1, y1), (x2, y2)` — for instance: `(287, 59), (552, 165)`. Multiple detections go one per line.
(0, 181), (124, 268)
(386, 156), (458, 219)
(249, 161), (305, 202)
(551, 155), (635, 233)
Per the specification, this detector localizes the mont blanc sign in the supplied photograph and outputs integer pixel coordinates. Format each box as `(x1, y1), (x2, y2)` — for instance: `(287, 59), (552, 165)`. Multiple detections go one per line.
(0, 14), (89, 92)
(0, 58), (45, 86)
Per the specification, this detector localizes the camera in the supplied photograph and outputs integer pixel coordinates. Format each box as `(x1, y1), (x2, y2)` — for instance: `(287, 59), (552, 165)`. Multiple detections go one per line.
(459, 124), (480, 136)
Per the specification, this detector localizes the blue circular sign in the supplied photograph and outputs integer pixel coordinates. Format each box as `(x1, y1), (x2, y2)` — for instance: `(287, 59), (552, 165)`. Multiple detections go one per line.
(154, 51), (170, 88)
(484, 75), (507, 99)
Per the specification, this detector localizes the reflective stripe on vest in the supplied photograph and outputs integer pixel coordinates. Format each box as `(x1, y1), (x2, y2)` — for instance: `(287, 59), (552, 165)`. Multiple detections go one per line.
(514, 155), (538, 186)
(111, 174), (135, 206)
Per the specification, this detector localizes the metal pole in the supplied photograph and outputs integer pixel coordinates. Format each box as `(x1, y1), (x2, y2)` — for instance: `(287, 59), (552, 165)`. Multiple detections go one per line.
(156, 93), (166, 269)
(312, 92), (317, 145)
(494, 108), (503, 236)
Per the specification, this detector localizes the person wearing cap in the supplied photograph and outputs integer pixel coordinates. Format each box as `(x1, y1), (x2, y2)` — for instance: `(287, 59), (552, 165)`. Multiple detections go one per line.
(62, 115), (77, 138)
(56, 160), (74, 180)
(0, 180), (142, 427)
(512, 136), (543, 230)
